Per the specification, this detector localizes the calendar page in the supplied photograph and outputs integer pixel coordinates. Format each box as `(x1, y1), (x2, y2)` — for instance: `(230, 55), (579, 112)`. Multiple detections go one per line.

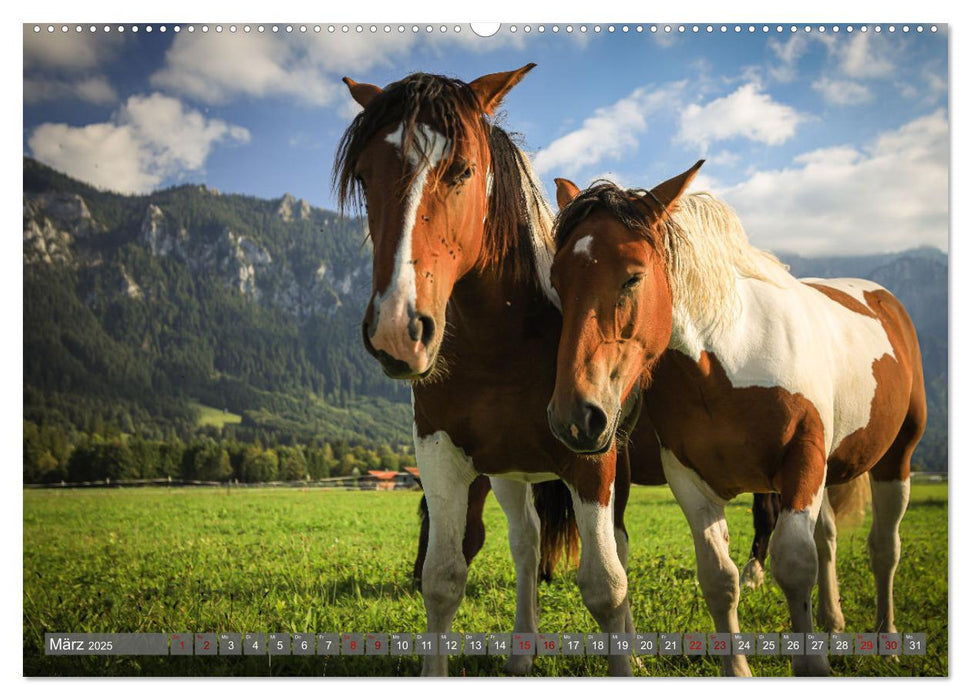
(22, 19), (948, 680)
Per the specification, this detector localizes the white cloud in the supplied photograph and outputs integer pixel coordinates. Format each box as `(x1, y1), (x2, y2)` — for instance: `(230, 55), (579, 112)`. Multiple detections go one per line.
(28, 93), (250, 194)
(531, 82), (685, 178)
(23, 28), (123, 105)
(767, 34), (814, 82)
(23, 28), (124, 72)
(812, 77), (873, 105)
(150, 30), (534, 109)
(24, 76), (119, 105)
(679, 83), (803, 150)
(839, 32), (894, 79)
(716, 110), (948, 255)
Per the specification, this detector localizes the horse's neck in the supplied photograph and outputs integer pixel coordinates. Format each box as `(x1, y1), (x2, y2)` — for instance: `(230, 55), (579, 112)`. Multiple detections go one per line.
(668, 273), (789, 363)
(449, 266), (554, 345)
(445, 160), (559, 352)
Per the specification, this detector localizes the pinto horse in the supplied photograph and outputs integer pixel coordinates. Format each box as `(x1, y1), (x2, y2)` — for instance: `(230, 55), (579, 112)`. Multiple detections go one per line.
(548, 167), (925, 676)
(334, 66), (649, 676)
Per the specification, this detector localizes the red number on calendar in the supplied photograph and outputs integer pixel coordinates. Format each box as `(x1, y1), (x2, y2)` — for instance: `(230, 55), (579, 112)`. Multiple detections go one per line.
(861, 640), (873, 651)
(714, 641), (727, 651)
(544, 641), (554, 650)
(520, 640), (531, 650)
(886, 640), (898, 651)
(179, 640), (184, 650)
(203, 641), (210, 650)
(375, 641), (382, 650)
(350, 641), (357, 650)
(689, 641), (702, 651)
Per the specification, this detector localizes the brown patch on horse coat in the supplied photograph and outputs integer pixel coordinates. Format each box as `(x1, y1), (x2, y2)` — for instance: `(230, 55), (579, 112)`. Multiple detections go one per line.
(645, 351), (827, 510)
(812, 285), (926, 484)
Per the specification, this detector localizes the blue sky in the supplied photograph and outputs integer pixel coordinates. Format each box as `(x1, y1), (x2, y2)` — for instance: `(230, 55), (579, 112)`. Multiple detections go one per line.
(23, 23), (948, 255)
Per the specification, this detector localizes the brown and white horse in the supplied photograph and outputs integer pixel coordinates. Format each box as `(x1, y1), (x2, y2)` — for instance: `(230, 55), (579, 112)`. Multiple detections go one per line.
(548, 167), (926, 676)
(334, 66), (646, 676)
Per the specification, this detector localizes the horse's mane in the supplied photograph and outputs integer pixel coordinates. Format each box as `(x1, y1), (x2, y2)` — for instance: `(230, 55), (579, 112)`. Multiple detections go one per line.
(553, 181), (788, 332)
(332, 72), (550, 285)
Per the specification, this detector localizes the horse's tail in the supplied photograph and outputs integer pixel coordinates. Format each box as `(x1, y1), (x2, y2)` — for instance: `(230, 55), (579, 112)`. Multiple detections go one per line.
(828, 475), (871, 529)
(533, 480), (579, 583)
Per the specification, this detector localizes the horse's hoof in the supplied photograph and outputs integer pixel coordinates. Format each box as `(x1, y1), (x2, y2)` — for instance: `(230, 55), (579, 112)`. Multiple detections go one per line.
(721, 656), (753, 677)
(503, 655), (534, 676)
(607, 656), (634, 677)
(793, 656), (831, 677)
(817, 613), (846, 634)
(420, 656), (450, 677)
(740, 558), (764, 589)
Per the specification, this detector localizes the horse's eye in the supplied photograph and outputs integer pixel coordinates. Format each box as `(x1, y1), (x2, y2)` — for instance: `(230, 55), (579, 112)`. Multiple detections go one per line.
(448, 161), (475, 186)
(622, 274), (643, 291)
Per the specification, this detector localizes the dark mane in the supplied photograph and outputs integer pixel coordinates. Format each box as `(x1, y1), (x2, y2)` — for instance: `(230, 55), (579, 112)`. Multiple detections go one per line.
(332, 72), (540, 284)
(553, 180), (662, 254)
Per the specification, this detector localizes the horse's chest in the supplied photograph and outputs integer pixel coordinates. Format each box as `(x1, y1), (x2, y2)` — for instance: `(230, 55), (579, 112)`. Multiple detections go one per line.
(413, 378), (558, 475)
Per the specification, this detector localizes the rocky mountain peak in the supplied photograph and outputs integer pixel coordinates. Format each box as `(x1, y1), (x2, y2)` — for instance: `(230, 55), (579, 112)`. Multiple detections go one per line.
(276, 193), (312, 222)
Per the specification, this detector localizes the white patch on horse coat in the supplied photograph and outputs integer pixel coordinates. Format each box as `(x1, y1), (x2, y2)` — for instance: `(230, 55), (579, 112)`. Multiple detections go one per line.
(371, 123), (450, 339)
(572, 234), (594, 259)
(670, 266), (897, 454)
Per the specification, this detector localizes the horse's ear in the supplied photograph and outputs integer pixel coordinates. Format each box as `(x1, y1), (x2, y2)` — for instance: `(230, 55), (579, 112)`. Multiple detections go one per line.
(554, 178), (581, 210)
(343, 77), (383, 108)
(646, 160), (704, 217)
(469, 63), (537, 115)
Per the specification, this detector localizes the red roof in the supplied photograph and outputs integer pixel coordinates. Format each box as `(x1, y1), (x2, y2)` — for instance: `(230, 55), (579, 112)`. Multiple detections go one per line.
(368, 470), (399, 480)
(404, 467), (420, 477)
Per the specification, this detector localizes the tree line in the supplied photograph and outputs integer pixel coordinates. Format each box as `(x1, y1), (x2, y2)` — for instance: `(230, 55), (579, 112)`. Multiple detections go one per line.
(23, 420), (416, 485)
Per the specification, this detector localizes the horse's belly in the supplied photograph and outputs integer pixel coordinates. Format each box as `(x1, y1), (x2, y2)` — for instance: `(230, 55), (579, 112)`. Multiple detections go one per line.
(491, 471), (561, 483)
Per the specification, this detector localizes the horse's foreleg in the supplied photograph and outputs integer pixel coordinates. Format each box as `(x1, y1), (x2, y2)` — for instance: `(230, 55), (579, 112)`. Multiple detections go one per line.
(661, 448), (751, 677)
(771, 449), (830, 677)
(416, 431), (478, 677)
(566, 460), (632, 677)
(491, 477), (541, 676)
(814, 490), (845, 632)
(614, 444), (635, 636)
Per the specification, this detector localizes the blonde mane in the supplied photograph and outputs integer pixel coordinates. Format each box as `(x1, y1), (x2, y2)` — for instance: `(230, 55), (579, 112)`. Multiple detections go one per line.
(660, 192), (789, 333)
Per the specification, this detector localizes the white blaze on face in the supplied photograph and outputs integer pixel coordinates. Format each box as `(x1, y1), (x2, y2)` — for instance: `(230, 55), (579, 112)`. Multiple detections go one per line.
(369, 122), (450, 364)
(573, 234), (594, 259)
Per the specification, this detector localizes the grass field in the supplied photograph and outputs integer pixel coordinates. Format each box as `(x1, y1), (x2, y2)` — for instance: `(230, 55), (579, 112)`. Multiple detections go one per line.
(22, 483), (948, 677)
(189, 402), (242, 429)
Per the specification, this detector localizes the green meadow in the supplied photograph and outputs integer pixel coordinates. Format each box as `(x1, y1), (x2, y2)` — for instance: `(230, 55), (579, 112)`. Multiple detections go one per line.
(23, 483), (947, 677)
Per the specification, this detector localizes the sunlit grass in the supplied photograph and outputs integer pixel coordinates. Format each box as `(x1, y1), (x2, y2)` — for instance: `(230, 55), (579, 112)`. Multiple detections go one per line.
(23, 483), (947, 676)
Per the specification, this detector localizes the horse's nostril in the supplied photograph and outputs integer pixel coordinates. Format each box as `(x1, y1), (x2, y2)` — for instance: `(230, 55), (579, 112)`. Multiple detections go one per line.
(407, 315), (421, 343)
(582, 402), (608, 438)
(417, 314), (436, 346)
